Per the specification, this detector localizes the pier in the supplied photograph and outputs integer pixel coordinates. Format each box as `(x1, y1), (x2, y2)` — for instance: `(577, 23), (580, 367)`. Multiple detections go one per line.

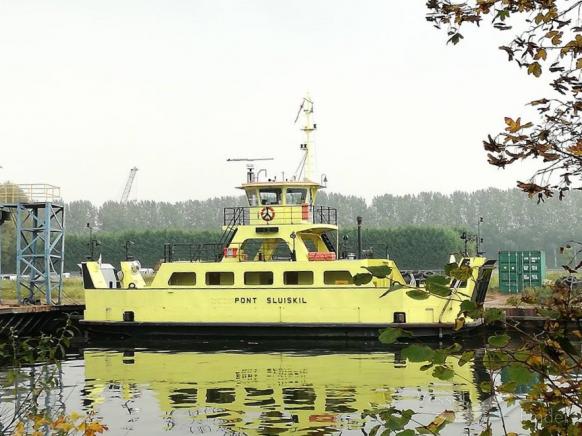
(0, 304), (83, 337)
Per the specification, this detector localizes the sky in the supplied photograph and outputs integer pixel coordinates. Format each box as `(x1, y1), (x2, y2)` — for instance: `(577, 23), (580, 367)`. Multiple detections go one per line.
(0, 0), (548, 204)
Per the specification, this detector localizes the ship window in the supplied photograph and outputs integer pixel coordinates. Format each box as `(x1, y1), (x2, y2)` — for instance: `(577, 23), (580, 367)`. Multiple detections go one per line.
(240, 238), (292, 261)
(244, 271), (273, 285)
(259, 189), (282, 205)
(206, 272), (235, 286)
(303, 238), (317, 252)
(284, 271), (314, 285)
(324, 271), (353, 285)
(285, 188), (307, 205)
(168, 272), (197, 286)
(246, 190), (258, 206)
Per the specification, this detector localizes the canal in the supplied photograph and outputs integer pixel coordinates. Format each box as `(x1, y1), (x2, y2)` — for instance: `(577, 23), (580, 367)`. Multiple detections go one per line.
(1, 339), (526, 435)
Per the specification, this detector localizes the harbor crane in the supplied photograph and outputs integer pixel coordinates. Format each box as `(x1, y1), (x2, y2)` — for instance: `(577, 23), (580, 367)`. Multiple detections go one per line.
(121, 167), (138, 203)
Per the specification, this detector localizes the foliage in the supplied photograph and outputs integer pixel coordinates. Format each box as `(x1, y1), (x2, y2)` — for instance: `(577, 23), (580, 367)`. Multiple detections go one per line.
(55, 189), (582, 271)
(426, 0), (582, 199)
(0, 320), (107, 435)
(373, 243), (582, 435)
(60, 226), (461, 271)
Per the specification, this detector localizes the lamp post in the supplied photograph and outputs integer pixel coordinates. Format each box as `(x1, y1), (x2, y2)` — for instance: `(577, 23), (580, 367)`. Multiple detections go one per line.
(124, 240), (135, 261)
(86, 223), (100, 260)
(476, 217), (484, 256)
(357, 216), (363, 260)
(290, 232), (297, 261)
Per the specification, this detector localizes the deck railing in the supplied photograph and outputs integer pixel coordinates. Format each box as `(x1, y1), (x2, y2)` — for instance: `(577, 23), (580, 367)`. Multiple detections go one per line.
(223, 205), (338, 226)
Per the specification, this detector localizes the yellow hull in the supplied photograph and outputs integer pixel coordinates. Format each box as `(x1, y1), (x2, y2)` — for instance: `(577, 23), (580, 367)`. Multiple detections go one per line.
(81, 257), (491, 337)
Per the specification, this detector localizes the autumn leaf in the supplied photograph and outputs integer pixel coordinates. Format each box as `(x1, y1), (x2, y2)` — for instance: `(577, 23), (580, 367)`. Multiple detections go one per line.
(14, 422), (25, 436)
(567, 141), (582, 156)
(416, 410), (455, 433)
(534, 48), (547, 61)
(527, 62), (542, 77)
(454, 317), (465, 330)
(504, 117), (522, 133)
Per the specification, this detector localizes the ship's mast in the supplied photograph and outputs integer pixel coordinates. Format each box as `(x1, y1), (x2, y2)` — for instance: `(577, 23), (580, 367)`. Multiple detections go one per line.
(294, 96), (316, 182)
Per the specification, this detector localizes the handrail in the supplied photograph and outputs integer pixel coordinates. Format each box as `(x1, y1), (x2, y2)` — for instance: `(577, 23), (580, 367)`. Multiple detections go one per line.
(223, 205), (338, 226)
(0, 184), (62, 203)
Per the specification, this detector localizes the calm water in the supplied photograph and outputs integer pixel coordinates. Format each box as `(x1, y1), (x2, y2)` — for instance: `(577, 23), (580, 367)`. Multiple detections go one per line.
(1, 341), (526, 435)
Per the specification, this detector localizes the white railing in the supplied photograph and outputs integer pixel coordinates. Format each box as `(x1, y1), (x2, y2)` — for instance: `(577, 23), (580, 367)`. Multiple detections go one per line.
(0, 184), (62, 203)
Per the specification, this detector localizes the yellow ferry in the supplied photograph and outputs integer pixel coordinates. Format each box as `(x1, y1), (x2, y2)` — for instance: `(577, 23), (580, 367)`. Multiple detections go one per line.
(80, 97), (495, 338)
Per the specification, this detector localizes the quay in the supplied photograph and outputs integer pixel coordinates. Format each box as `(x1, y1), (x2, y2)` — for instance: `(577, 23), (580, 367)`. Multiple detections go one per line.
(0, 304), (84, 337)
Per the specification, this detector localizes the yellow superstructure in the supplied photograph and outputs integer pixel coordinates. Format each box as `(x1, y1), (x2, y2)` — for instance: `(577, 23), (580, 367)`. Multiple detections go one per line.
(80, 97), (495, 338)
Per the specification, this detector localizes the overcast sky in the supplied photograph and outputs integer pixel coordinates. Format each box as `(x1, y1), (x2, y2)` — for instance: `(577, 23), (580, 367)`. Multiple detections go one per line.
(0, 1), (547, 204)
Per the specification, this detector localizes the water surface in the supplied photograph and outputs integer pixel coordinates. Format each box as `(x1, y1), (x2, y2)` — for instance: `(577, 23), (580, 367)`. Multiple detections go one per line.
(2, 342), (525, 435)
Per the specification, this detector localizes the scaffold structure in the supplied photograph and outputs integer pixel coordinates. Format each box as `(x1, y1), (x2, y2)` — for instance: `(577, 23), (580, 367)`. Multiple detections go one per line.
(0, 184), (65, 305)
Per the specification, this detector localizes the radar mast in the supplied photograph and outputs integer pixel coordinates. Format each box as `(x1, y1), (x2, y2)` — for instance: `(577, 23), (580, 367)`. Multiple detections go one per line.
(294, 95), (316, 182)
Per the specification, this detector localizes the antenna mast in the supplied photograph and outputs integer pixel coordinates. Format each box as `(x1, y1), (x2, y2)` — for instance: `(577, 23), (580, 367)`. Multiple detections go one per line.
(294, 95), (316, 181)
(227, 158), (274, 183)
(121, 167), (138, 203)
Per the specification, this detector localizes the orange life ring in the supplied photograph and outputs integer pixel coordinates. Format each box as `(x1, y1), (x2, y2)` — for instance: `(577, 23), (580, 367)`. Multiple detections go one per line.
(260, 206), (275, 222)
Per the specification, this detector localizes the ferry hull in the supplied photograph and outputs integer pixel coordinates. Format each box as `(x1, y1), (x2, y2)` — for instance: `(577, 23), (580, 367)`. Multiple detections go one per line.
(80, 319), (484, 339)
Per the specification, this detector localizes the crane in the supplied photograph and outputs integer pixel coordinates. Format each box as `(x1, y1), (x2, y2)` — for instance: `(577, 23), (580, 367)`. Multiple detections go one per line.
(121, 167), (138, 203)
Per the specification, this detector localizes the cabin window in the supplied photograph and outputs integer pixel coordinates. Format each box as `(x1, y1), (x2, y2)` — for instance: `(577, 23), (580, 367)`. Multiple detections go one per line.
(284, 271), (314, 285)
(285, 188), (307, 205)
(168, 272), (197, 286)
(246, 190), (259, 207)
(244, 271), (274, 285)
(259, 189), (282, 205)
(302, 238), (317, 252)
(206, 272), (235, 286)
(240, 238), (293, 261)
(324, 271), (353, 285)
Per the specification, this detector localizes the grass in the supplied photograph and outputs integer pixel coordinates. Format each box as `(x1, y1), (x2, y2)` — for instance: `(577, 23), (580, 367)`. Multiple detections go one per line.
(488, 269), (581, 293)
(0, 277), (85, 304)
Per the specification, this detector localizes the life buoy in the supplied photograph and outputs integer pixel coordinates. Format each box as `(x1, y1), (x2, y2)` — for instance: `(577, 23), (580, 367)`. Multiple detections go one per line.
(260, 206), (275, 222)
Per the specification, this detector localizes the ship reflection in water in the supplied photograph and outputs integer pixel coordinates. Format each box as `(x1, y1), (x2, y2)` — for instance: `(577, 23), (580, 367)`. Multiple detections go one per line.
(80, 345), (489, 435)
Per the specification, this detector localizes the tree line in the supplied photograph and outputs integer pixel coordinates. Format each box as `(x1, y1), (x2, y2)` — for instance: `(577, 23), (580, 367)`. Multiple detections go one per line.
(63, 188), (582, 267)
(2, 187), (579, 273)
(63, 226), (463, 272)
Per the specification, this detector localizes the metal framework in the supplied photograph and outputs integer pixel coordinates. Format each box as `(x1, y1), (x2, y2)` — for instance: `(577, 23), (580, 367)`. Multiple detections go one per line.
(121, 167), (138, 203)
(0, 184), (65, 305)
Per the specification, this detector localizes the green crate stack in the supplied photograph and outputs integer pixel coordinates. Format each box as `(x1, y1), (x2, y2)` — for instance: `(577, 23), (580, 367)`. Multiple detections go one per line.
(498, 250), (546, 293)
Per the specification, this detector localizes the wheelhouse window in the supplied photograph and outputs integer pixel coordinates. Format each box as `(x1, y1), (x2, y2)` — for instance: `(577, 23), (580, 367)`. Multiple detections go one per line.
(240, 238), (293, 261)
(244, 271), (274, 285)
(285, 188), (307, 205)
(324, 271), (353, 285)
(284, 271), (314, 285)
(259, 189), (282, 205)
(168, 272), (197, 286)
(206, 272), (235, 286)
(302, 237), (318, 252)
(246, 190), (259, 206)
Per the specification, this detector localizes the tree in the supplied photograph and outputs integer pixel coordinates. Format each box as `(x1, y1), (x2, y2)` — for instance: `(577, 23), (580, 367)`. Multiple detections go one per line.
(373, 245), (582, 435)
(426, 0), (582, 200)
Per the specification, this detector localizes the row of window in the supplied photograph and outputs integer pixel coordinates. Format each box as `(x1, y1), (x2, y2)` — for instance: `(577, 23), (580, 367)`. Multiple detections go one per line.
(246, 188), (309, 206)
(168, 270), (354, 286)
